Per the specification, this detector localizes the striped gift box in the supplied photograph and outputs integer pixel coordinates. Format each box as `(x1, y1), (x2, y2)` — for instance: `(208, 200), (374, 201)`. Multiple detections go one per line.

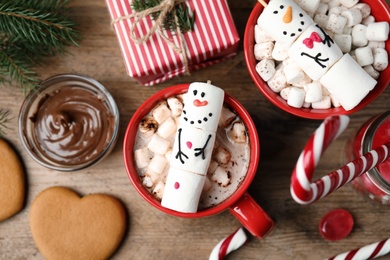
(106, 0), (240, 86)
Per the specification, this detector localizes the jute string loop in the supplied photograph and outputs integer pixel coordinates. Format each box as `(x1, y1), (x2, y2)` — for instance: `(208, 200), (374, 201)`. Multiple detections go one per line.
(111, 0), (190, 75)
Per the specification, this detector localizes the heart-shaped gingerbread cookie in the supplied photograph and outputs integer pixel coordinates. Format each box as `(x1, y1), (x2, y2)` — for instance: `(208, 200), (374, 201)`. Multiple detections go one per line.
(30, 186), (127, 260)
(0, 138), (25, 222)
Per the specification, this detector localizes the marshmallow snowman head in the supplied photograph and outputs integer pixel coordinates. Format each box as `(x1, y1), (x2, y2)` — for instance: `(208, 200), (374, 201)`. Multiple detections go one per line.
(258, 0), (314, 48)
(180, 82), (224, 133)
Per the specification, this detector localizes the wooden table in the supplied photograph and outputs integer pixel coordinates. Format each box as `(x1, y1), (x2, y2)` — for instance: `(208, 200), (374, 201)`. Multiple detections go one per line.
(1, 1), (390, 259)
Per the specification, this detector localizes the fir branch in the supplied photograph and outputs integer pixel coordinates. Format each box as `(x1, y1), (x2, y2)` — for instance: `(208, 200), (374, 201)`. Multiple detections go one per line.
(132, 0), (195, 33)
(0, 1), (79, 52)
(0, 109), (11, 137)
(0, 0), (80, 92)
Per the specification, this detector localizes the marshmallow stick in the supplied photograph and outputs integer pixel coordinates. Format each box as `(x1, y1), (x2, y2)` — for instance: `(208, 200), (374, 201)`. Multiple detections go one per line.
(161, 82), (224, 213)
(257, 0), (267, 8)
(290, 115), (390, 205)
(209, 228), (248, 260)
(326, 238), (390, 260)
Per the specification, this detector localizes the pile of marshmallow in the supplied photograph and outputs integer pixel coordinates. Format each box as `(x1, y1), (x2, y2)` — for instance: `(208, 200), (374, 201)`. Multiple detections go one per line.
(133, 92), (248, 205)
(254, 0), (389, 110)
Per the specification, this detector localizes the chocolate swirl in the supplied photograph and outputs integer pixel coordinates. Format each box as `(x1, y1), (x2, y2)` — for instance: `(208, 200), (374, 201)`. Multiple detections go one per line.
(32, 87), (115, 165)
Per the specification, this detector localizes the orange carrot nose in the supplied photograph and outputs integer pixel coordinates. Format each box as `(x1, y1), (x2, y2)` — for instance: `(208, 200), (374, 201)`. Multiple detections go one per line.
(283, 6), (293, 23)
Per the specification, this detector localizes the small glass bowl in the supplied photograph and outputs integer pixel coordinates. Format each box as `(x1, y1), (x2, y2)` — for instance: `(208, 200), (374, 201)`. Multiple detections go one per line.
(18, 74), (119, 172)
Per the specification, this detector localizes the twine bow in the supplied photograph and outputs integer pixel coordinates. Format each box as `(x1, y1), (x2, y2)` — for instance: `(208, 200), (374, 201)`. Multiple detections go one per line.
(111, 0), (191, 75)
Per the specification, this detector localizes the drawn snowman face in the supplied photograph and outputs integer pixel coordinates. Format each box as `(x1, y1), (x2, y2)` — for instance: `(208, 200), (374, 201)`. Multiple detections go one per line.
(257, 0), (313, 48)
(180, 82), (224, 132)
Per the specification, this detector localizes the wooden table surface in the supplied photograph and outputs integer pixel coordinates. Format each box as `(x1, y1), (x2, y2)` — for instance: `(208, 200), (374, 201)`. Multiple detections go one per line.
(1, 1), (390, 259)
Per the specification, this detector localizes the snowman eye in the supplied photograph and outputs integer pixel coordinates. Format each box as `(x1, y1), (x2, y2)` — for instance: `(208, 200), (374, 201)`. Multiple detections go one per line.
(193, 90), (198, 96)
(280, 5), (284, 9)
(201, 92), (205, 98)
(283, 31), (287, 35)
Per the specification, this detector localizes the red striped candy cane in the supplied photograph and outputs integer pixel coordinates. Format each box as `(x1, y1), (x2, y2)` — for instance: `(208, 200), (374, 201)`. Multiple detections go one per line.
(209, 227), (248, 260)
(291, 115), (390, 205)
(327, 238), (390, 260)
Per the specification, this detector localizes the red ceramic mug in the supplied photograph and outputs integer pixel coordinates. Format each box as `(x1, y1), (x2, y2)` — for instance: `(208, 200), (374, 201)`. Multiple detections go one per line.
(123, 84), (274, 238)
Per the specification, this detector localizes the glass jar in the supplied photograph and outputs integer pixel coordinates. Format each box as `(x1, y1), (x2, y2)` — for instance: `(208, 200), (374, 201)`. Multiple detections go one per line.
(345, 110), (390, 204)
(18, 74), (120, 172)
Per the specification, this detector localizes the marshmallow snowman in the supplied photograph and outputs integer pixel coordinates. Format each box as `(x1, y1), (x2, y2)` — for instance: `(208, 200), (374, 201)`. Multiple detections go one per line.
(161, 82), (224, 213)
(258, 0), (377, 111)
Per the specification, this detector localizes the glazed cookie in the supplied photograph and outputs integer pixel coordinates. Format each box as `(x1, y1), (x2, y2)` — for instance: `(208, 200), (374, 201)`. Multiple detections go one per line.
(30, 187), (127, 260)
(0, 138), (25, 222)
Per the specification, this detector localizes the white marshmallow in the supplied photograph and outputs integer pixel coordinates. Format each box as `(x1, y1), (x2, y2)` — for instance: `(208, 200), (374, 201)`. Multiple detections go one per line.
(157, 117), (177, 139)
(354, 3), (371, 18)
(257, 0), (314, 48)
(333, 34), (352, 53)
(341, 8), (362, 27)
(294, 0), (320, 14)
(320, 54), (377, 111)
(147, 134), (170, 155)
(138, 116), (158, 137)
(314, 14), (329, 28)
(152, 181), (165, 200)
(134, 147), (151, 169)
(373, 48), (389, 71)
(167, 96), (183, 118)
(227, 122), (247, 143)
(254, 24), (274, 44)
(288, 24), (343, 80)
(328, 6), (347, 16)
(148, 154), (167, 175)
(280, 87), (292, 100)
(256, 59), (276, 82)
(343, 25), (352, 34)
(161, 168), (206, 213)
(207, 159), (219, 174)
(254, 42), (274, 60)
(287, 87), (306, 108)
(152, 101), (171, 124)
(327, 0), (341, 9)
(170, 125), (216, 175)
(330, 94), (342, 107)
(355, 46), (374, 66)
(180, 82), (224, 132)
(311, 96), (331, 109)
(362, 15), (375, 26)
(304, 82), (323, 103)
(368, 41), (386, 50)
(326, 13), (347, 34)
(267, 68), (288, 93)
(272, 42), (289, 61)
(315, 3), (329, 15)
(363, 65), (380, 79)
(339, 0), (358, 8)
(366, 22), (389, 41)
(213, 146), (231, 165)
(211, 166), (231, 187)
(352, 24), (368, 47)
(283, 64), (305, 84)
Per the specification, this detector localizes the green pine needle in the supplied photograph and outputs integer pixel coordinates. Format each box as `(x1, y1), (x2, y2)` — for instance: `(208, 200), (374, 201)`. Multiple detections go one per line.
(0, 0), (80, 92)
(0, 109), (10, 137)
(132, 0), (195, 33)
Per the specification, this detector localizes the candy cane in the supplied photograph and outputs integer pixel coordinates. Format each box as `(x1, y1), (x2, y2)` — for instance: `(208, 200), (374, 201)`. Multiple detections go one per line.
(291, 115), (390, 205)
(326, 238), (390, 260)
(209, 227), (248, 260)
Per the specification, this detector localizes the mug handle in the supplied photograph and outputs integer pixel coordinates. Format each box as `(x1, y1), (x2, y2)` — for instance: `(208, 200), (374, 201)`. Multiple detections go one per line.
(228, 193), (274, 238)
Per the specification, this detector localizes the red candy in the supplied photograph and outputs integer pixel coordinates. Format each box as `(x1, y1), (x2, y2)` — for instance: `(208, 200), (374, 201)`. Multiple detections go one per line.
(319, 209), (354, 241)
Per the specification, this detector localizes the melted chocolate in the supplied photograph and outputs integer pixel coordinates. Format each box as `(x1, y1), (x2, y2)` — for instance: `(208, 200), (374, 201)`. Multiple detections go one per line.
(31, 86), (115, 165)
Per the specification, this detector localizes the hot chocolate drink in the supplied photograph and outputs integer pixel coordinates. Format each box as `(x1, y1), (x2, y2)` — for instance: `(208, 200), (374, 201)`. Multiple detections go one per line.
(133, 92), (250, 210)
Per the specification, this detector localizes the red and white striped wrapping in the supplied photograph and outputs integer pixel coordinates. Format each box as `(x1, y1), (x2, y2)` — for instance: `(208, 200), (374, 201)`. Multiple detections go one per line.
(106, 0), (240, 86)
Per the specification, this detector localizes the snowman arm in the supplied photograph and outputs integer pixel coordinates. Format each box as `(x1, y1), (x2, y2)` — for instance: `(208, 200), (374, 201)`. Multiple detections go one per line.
(316, 24), (334, 47)
(175, 128), (188, 164)
(194, 134), (212, 160)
